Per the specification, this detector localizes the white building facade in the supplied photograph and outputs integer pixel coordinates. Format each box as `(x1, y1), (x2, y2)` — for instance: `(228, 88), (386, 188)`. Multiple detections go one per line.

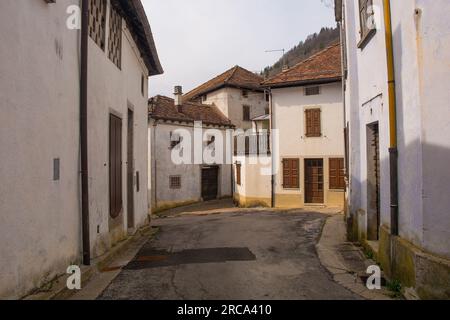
(0, 0), (162, 299)
(336, 0), (450, 298)
(149, 94), (234, 212)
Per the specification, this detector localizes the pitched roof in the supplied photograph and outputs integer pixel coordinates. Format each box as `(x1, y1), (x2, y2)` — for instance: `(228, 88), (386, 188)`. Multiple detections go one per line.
(183, 66), (264, 101)
(115, 0), (163, 75)
(149, 95), (234, 127)
(262, 43), (342, 88)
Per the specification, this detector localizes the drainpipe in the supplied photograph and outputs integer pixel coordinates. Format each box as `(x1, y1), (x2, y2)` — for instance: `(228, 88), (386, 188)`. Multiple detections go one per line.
(80, 0), (90, 265)
(383, 0), (399, 236)
(268, 88), (275, 208)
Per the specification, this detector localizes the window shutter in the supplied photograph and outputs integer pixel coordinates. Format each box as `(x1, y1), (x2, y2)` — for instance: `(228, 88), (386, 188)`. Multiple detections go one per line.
(282, 159), (300, 189)
(306, 109), (321, 137)
(329, 158), (345, 190)
(236, 163), (242, 186)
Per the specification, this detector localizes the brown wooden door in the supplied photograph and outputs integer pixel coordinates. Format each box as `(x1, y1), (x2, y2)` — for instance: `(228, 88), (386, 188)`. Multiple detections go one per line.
(202, 167), (219, 201)
(305, 159), (324, 204)
(127, 109), (134, 228)
(109, 114), (122, 219)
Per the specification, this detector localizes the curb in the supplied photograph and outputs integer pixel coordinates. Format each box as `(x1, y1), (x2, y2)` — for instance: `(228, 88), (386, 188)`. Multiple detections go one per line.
(24, 224), (158, 300)
(316, 214), (394, 300)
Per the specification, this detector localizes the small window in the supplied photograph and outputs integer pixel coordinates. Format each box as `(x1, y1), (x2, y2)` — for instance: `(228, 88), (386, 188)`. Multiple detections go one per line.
(329, 158), (345, 190)
(282, 159), (300, 189)
(265, 92), (270, 102)
(89, 0), (107, 50)
(170, 132), (181, 149)
(305, 108), (321, 137)
(243, 105), (251, 121)
(305, 86), (320, 96)
(202, 94), (208, 102)
(169, 176), (181, 189)
(358, 0), (375, 44)
(242, 90), (249, 98)
(236, 163), (242, 186)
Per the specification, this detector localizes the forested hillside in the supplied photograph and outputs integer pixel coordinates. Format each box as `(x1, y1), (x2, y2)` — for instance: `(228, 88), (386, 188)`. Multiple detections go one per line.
(262, 27), (340, 78)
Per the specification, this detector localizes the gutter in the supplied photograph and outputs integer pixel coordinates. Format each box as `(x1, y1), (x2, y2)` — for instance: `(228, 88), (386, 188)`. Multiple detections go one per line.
(383, 0), (399, 236)
(80, 0), (90, 265)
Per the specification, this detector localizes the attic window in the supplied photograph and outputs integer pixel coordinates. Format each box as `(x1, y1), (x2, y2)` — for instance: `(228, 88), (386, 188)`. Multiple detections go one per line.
(305, 86), (320, 96)
(242, 90), (249, 98)
(202, 94), (208, 102)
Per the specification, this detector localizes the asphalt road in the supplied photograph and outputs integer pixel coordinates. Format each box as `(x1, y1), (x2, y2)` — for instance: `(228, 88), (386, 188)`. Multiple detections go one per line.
(98, 211), (361, 300)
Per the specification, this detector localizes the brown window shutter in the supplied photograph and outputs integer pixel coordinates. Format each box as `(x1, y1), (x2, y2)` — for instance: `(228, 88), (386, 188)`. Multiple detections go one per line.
(283, 159), (300, 189)
(329, 158), (345, 190)
(306, 109), (321, 137)
(236, 163), (242, 186)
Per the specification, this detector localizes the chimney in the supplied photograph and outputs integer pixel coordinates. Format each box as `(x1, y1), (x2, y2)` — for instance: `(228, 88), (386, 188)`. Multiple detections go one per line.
(174, 86), (183, 112)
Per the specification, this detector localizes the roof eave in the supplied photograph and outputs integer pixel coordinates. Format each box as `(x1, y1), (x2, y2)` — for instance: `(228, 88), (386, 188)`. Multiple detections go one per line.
(262, 76), (342, 89)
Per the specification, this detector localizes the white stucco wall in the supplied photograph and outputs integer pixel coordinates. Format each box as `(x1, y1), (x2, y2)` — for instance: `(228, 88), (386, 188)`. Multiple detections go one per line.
(204, 88), (268, 130)
(0, 0), (81, 299)
(343, 0), (450, 258)
(150, 122), (232, 209)
(0, 0), (153, 298)
(87, 10), (150, 256)
(271, 82), (345, 206)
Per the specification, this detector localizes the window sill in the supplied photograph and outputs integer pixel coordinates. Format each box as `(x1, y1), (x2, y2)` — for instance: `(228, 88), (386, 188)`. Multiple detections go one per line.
(305, 134), (322, 138)
(357, 28), (376, 50)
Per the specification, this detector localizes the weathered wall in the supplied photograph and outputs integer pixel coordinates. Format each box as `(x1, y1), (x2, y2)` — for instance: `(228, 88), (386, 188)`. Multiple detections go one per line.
(342, 0), (450, 298)
(344, 0), (450, 258)
(205, 88), (267, 130)
(271, 82), (345, 207)
(150, 122), (232, 210)
(234, 155), (272, 207)
(0, 0), (152, 298)
(0, 0), (81, 299)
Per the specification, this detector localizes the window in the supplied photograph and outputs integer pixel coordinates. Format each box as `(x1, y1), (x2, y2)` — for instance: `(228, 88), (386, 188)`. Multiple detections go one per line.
(236, 163), (242, 186)
(243, 105), (251, 121)
(109, 114), (122, 219)
(169, 176), (181, 189)
(265, 92), (270, 102)
(329, 158), (345, 190)
(202, 94), (208, 102)
(305, 86), (320, 96)
(305, 108), (321, 137)
(108, 4), (122, 68)
(170, 132), (181, 149)
(282, 159), (300, 189)
(242, 90), (249, 98)
(358, 0), (375, 47)
(89, 0), (107, 50)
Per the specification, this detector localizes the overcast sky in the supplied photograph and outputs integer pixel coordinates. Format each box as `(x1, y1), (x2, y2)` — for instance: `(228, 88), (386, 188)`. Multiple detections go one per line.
(142, 0), (336, 97)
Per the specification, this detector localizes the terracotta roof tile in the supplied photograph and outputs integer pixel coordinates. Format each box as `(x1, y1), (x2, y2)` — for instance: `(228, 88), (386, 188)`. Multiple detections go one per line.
(184, 66), (264, 101)
(149, 95), (234, 127)
(262, 43), (342, 87)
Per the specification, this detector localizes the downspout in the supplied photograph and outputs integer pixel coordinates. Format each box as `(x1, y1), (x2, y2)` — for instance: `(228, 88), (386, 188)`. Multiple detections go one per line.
(80, 0), (90, 265)
(383, 0), (399, 236)
(268, 89), (275, 208)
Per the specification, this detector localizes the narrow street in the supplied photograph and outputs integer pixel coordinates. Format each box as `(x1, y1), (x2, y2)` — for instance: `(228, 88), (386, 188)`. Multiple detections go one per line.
(97, 207), (361, 300)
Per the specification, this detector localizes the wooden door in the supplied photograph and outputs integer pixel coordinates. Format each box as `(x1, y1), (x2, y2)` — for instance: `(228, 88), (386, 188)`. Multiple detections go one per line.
(127, 109), (134, 228)
(109, 114), (122, 219)
(202, 167), (219, 201)
(305, 159), (324, 204)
